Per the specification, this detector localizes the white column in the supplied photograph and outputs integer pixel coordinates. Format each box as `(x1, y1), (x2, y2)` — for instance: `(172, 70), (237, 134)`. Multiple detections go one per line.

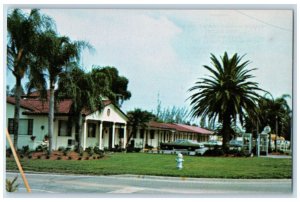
(112, 123), (115, 148)
(83, 120), (87, 150)
(123, 124), (127, 149)
(99, 122), (103, 150)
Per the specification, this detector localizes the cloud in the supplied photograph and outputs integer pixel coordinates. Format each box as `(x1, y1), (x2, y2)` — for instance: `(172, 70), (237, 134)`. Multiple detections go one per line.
(40, 9), (293, 112)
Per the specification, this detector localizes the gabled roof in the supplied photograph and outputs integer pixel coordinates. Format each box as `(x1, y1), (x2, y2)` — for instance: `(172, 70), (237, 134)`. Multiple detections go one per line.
(147, 121), (214, 135)
(7, 91), (120, 116)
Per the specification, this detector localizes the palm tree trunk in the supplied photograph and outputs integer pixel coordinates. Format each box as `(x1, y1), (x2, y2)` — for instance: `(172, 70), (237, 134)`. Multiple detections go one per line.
(13, 76), (22, 149)
(48, 81), (55, 153)
(221, 115), (231, 152)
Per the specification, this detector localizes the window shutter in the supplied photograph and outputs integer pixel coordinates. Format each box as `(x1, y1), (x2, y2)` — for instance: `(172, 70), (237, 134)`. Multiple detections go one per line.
(8, 119), (14, 134)
(28, 119), (33, 135)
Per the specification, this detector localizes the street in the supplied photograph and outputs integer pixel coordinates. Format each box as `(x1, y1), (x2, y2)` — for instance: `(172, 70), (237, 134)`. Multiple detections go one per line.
(5, 172), (293, 197)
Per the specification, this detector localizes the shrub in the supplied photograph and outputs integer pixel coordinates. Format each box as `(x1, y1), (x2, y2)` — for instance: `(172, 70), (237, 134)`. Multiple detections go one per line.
(85, 147), (94, 156)
(21, 145), (30, 155)
(28, 154), (32, 159)
(35, 144), (48, 152)
(63, 147), (70, 156)
(6, 148), (12, 158)
(93, 146), (104, 155)
(145, 144), (153, 150)
(203, 148), (224, 156)
(6, 176), (19, 192)
(58, 147), (65, 152)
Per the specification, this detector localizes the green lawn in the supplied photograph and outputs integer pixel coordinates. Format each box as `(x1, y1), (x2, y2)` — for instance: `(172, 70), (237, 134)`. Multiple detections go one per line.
(6, 153), (292, 179)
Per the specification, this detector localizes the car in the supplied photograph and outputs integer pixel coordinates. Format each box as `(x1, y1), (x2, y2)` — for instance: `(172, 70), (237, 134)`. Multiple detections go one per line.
(203, 140), (222, 147)
(160, 139), (205, 151)
(229, 139), (243, 147)
(195, 144), (209, 156)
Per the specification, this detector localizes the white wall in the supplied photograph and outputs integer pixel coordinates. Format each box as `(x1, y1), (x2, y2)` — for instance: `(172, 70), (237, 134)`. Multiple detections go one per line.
(6, 103), (48, 150)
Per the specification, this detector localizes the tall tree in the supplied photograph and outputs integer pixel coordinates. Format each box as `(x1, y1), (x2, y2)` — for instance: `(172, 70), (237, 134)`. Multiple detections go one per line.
(36, 30), (92, 153)
(56, 65), (104, 152)
(126, 109), (157, 147)
(188, 52), (264, 151)
(91, 66), (131, 106)
(7, 9), (53, 148)
(245, 94), (292, 151)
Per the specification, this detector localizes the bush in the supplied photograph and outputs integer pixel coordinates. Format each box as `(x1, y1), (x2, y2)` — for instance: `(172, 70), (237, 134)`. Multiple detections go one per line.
(6, 176), (19, 192)
(203, 148), (224, 156)
(145, 144), (153, 150)
(85, 147), (94, 156)
(128, 147), (141, 153)
(63, 148), (70, 156)
(58, 146), (65, 152)
(35, 144), (48, 152)
(21, 145), (30, 155)
(93, 146), (104, 155)
(6, 148), (12, 158)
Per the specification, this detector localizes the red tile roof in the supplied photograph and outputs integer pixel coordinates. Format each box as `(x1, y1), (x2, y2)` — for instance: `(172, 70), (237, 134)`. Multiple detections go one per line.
(7, 91), (112, 116)
(175, 124), (214, 134)
(148, 121), (214, 135)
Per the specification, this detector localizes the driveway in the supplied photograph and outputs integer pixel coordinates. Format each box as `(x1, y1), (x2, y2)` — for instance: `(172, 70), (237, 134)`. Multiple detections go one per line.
(5, 172), (293, 197)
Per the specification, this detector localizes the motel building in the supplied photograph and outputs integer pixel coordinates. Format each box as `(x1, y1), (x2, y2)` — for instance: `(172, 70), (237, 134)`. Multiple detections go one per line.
(6, 92), (214, 151)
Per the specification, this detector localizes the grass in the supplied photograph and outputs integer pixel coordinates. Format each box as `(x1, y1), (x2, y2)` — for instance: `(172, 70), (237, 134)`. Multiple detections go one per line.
(6, 153), (292, 179)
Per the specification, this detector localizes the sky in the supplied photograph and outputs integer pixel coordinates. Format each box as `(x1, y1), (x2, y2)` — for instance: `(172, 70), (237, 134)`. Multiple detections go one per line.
(6, 8), (294, 117)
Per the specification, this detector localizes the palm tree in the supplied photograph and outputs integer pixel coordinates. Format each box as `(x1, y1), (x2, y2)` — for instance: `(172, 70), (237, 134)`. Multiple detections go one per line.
(256, 94), (291, 152)
(7, 9), (53, 148)
(56, 66), (103, 152)
(126, 109), (157, 148)
(36, 30), (92, 153)
(188, 52), (264, 151)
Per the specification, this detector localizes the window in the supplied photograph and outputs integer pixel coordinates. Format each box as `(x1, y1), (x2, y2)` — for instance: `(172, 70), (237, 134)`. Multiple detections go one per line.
(58, 120), (71, 136)
(150, 130), (155, 139)
(88, 123), (96, 138)
(140, 129), (144, 139)
(8, 118), (33, 135)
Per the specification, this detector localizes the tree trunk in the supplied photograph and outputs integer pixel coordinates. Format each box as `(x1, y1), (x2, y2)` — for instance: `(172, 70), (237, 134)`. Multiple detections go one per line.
(13, 76), (22, 149)
(76, 114), (83, 153)
(221, 114), (231, 152)
(48, 81), (55, 153)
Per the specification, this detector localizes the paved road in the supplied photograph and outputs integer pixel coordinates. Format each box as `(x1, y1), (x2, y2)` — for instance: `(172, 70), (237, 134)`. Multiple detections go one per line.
(5, 172), (292, 197)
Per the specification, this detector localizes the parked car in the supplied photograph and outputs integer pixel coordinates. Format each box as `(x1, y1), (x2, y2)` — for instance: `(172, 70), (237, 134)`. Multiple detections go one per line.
(195, 144), (209, 156)
(203, 140), (222, 147)
(160, 139), (205, 151)
(229, 139), (243, 147)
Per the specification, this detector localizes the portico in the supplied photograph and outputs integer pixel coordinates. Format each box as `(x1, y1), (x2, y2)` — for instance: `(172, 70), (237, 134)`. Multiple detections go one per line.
(81, 102), (128, 150)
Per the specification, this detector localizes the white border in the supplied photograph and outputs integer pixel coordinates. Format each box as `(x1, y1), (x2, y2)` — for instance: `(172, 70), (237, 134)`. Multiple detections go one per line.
(1, 0), (299, 201)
